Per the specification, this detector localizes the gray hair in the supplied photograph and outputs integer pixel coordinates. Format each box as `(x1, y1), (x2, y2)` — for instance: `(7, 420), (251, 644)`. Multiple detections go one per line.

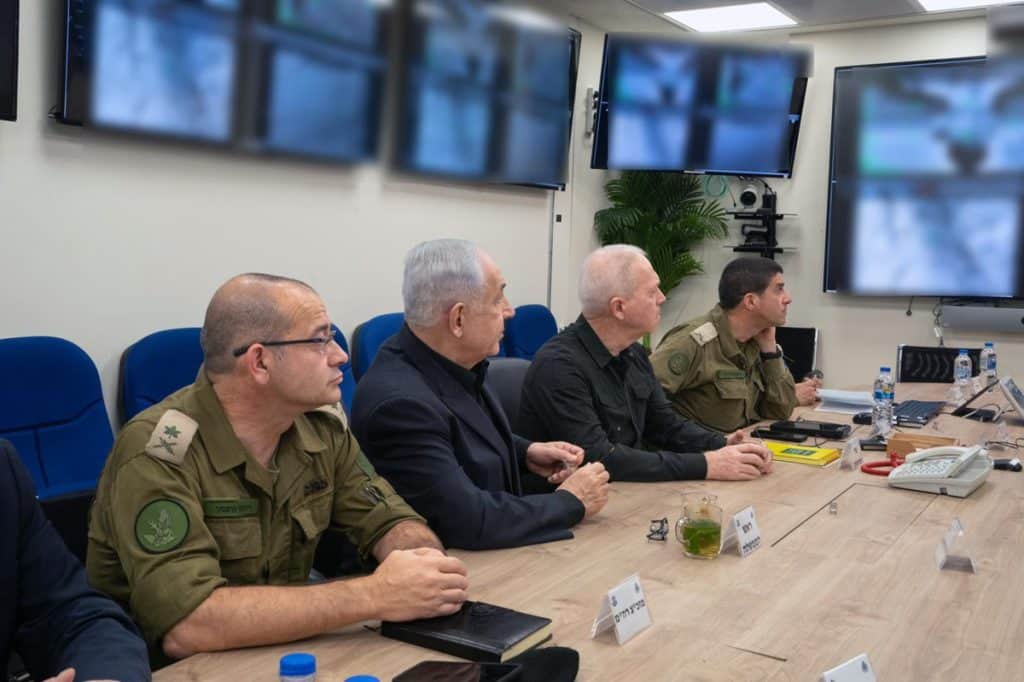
(403, 239), (486, 328)
(201, 273), (315, 374)
(578, 244), (649, 317)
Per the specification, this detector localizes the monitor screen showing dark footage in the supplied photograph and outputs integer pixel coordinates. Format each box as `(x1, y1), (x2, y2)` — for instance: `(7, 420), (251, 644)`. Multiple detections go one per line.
(393, 0), (579, 189)
(591, 34), (809, 176)
(58, 0), (578, 188)
(60, 0), (387, 162)
(825, 57), (1024, 299)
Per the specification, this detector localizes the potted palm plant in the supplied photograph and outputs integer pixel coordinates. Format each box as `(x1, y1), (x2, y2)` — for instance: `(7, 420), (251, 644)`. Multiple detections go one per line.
(594, 170), (729, 346)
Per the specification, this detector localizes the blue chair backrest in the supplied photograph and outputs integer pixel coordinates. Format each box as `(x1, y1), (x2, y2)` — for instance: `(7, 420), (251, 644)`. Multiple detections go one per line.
(0, 336), (113, 499)
(351, 312), (405, 380)
(120, 325), (357, 418)
(504, 304), (558, 360)
(120, 327), (204, 422)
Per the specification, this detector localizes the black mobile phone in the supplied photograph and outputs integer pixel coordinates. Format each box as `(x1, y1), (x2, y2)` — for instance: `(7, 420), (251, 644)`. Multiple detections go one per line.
(751, 428), (807, 443)
(393, 661), (521, 682)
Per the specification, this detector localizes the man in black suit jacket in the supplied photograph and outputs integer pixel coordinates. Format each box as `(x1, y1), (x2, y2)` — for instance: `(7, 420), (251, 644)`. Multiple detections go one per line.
(1, 439), (150, 682)
(352, 239), (610, 550)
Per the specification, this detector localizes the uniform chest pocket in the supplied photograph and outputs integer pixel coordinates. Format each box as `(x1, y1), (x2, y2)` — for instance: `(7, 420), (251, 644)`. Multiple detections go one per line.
(714, 376), (749, 401)
(291, 486), (334, 542)
(207, 518), (262, 561)
(627, 377), (653, 401)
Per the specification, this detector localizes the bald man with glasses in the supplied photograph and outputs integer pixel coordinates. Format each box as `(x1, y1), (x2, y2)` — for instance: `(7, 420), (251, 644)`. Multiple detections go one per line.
(87, 274), (468, 668)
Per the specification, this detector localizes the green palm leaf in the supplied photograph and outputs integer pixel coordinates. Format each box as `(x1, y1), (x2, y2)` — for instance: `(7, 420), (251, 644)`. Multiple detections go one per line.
(594, 170), (728, 299)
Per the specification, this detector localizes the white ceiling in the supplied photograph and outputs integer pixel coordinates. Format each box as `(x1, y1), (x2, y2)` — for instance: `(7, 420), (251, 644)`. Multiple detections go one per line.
(556, 0), (985, 33)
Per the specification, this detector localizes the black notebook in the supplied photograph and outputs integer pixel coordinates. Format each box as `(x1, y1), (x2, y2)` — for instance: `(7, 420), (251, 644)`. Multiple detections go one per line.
(381, 601), (553, 663)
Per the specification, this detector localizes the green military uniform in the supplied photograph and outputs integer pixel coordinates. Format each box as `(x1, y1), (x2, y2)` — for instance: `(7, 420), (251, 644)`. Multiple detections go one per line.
(650, 304), (798, 433)
(87, 371), (423, 658)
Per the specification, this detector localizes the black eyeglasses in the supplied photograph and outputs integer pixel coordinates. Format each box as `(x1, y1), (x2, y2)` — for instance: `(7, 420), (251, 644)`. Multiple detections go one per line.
(232, 335), (334, 358)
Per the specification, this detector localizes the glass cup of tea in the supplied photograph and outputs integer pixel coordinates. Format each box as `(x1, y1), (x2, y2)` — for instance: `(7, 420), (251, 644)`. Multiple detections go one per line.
(675, 492), (723, 559)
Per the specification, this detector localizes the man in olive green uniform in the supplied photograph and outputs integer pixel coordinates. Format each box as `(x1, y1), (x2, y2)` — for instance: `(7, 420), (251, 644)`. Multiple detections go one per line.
(88, 274), (468, 665)
(652, 257), (818, 433)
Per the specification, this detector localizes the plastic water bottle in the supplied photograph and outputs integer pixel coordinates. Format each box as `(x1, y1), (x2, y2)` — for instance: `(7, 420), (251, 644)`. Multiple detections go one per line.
(280, 653), (316, 682)
(953, 349), (972, 400)
(872, 366), (894, 436)
(979, 342), (997, 382)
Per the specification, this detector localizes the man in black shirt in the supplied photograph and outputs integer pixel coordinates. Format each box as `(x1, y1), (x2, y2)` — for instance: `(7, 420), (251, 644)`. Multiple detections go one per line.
(519, 245), (773, 482)
(352, 239), (610, 549)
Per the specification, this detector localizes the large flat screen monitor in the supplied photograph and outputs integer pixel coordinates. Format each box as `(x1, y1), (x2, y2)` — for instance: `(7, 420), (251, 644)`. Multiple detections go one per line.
(59, 0), (387, 162)
(0, 0), (17, 121)
(392, 0), (579, 189)
(591, 34), (809, 176)
(825, 57), (1024, 299)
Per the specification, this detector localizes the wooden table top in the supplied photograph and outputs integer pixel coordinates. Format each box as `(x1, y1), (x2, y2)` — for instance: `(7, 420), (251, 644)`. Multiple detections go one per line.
(154, 383), (1024, 681)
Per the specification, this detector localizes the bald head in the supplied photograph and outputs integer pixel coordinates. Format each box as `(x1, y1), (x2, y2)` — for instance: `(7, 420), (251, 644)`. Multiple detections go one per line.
(201, 273), (317, 375)
(579, 245), (649, 317)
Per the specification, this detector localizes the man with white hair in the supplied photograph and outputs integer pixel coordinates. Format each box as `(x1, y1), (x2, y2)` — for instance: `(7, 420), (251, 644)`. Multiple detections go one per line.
(518, 245), (774, 482)
(352, 239), (610, 550)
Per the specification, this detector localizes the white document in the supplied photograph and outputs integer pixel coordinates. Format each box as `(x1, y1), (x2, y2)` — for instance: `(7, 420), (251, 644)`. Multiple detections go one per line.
(815, 389), (873, 415)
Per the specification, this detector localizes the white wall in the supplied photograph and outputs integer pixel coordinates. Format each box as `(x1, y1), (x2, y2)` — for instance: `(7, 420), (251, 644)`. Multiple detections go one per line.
(1, 2), (601, 425)
(652, 16), (1024, 390)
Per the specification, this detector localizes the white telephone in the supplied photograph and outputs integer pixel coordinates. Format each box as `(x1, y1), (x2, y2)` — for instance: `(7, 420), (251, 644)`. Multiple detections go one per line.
(887, 445), (991, 498)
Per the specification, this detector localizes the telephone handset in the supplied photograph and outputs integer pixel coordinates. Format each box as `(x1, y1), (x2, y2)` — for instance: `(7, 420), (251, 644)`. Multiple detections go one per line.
(888, 445), (991, 498)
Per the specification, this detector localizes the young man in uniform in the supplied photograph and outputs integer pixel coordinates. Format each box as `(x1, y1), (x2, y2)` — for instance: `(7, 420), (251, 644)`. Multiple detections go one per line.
(650, 256), (818, 433)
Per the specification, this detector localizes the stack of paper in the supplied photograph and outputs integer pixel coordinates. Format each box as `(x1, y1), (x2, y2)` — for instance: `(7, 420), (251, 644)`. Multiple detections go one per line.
(814, 389), (873, 415)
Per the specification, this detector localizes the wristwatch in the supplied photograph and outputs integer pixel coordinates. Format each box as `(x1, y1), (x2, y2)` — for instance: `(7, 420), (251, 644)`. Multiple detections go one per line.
(760, 344), (783, 361)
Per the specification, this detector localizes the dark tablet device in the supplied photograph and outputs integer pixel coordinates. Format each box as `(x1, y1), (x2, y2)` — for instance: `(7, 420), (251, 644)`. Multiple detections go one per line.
(751, 428), (808, 443)
(393, 661), (521, 682)
(770, 420), (851, 439)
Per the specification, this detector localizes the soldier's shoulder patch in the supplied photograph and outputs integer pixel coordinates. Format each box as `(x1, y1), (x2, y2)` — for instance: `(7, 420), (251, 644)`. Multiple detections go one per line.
(689, 322), (718, 346)
(134, 498), (190, 554)
(145, 409), (198, 465)
(668, 353), (690, 376)
(312, 402), (349, 430)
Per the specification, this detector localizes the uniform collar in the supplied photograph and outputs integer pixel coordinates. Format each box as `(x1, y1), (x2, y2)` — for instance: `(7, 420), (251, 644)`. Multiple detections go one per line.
(709, 304), (744, 360)
(575, 315), (616, 368)
(190, 371), (327, 476)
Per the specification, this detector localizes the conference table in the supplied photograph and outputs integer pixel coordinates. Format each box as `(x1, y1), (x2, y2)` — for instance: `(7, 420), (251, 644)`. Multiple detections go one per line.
(154, 383), (1024, 681)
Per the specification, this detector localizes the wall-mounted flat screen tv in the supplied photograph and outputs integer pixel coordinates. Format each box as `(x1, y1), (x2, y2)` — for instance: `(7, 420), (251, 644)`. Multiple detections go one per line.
(392, 0), (580, 189)
(59, 0), (387, 163)
(591, 33), (809, 177)
(825, 57), (1024, 299)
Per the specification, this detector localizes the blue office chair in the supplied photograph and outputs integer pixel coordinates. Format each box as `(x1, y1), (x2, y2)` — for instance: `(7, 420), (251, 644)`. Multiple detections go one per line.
(0, 336), (113, 500)
(351, 312), (405, 381)
(119, 327), (204, 423)
(504, 304), (558, 360)
(120, 325), (356, 418)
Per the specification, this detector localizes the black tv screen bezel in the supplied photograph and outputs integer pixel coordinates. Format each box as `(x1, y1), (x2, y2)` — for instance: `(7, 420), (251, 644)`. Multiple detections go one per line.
(57, 0), (389, 165)
(590, 33), (809, 178)
(822, 55), (1024, 301)
(0, 0), (18, 122)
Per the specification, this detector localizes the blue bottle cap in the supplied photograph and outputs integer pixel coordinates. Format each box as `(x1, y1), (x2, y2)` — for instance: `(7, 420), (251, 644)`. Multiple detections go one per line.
(959, 348), (968, 354)
(344, 677), (380, 682)
(280, 653), (316, 676)
(879, 366), (890, 372)
(985, 342), (994, 347)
